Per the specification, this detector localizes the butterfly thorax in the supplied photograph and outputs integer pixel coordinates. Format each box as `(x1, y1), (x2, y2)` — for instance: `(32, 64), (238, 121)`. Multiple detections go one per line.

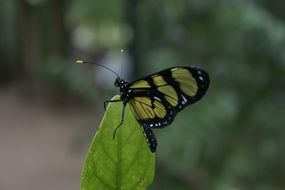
(114, 77), (130, 102)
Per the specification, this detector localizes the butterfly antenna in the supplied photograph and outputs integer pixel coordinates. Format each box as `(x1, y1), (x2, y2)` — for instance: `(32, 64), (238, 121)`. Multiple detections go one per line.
(120, 49), (124, 78)
(76, 60), (120, 78)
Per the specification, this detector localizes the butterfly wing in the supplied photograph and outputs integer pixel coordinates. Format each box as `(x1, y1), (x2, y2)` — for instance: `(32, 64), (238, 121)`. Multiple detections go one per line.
(128, 66), (209, 129)
(128, 95), (171, 153)
(129, 95), (176, 128)
(165, 67), (209, 111)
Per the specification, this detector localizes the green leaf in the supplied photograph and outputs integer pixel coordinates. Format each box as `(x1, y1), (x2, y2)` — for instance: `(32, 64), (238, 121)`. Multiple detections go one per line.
(81, 96), (155, 190)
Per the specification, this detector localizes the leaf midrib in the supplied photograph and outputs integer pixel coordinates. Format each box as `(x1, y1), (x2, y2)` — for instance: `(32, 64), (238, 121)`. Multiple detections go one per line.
(115, 124), (122, 190)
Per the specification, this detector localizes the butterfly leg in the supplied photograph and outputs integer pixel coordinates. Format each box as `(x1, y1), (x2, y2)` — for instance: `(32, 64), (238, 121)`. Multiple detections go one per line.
(104, 99), (122, 110)
(141, 126), (157, 153)
(113, 103), (126, 139)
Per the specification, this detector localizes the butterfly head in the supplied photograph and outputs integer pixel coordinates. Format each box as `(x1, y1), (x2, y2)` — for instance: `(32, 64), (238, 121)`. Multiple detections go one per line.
(114, 77), (129, 90)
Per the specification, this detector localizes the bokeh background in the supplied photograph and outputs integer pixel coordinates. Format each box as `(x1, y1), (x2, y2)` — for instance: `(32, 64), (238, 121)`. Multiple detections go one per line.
(1, 0), (285, 190)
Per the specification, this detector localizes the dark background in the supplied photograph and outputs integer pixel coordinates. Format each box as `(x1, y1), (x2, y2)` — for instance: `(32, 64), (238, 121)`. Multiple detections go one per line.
(1, 0), (285, 190)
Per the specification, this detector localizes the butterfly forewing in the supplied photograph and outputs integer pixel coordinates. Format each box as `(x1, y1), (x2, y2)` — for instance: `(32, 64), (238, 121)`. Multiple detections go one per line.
(127, 66), (209, 130)
(168, 67), (209, 111)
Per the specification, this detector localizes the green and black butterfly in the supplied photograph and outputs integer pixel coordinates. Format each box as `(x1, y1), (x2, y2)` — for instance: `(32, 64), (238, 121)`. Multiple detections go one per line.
(77, 60), (209, 153)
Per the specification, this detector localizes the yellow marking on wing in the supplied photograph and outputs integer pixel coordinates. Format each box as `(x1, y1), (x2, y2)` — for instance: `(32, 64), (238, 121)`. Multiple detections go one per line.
(153, 101), (166, 118)
(158, 86), (178, 106)
(130, 98), (167, 120)
(131, 100), (148, 119)
(158, 86), (177, 98)
(129, 103), (140, 119)
(165, 96), (178, 106)
(130, 80), (151, 88)
(134, 97), (155, 118)
(130, 98), (155, 119)
(142, 104), (155, 118)
(177, 79), (197, 96)
(134, 97), (152, 106)
(152, 75), (167, 86)
(172, 68), (198, 96)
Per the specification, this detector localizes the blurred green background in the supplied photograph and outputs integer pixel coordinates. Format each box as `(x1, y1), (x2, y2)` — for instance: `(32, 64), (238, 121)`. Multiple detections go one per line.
(1, 0), (285, 190)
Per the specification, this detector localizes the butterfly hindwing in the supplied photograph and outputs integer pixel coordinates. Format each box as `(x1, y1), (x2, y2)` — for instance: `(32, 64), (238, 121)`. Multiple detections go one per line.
(129, 95), (176, 129)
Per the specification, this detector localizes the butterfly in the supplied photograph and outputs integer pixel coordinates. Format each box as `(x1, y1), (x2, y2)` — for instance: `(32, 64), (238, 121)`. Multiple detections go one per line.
(76, 60), (210, 153)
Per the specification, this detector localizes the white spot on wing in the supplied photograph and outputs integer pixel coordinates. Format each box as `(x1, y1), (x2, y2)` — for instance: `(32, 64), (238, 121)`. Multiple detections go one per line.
(181, 94), (187, 105)
(154, 96), (161, 101)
